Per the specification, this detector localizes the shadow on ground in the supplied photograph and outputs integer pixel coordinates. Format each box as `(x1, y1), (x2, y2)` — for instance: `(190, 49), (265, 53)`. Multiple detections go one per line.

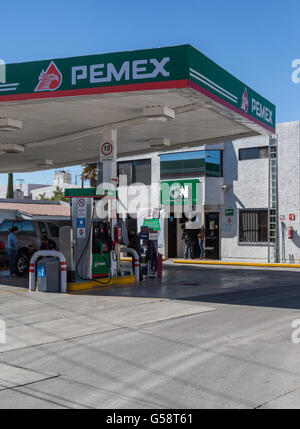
(66, 264), (300, 310)
(0, 270), (28, 288)
(1, 263), (300, 310)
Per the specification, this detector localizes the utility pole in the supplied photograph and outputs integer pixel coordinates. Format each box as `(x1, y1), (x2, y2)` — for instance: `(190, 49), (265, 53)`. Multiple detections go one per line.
(17, 178), (24, 192)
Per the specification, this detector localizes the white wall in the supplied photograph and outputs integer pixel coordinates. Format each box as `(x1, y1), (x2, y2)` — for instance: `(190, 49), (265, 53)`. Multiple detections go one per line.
(204, 177), (224, 206)
(277, 121), (300, 263)
(221, 121), (300, 263)
(0, 183), (47, 199)
(221, 136), (269, 261)
(32, 184), (80, 200)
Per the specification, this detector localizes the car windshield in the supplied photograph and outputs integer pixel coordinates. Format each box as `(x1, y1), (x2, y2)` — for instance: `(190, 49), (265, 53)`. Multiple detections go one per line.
(0, 220), (13, 232)
(18, 221), (35, 233)
(0, 220), (35, 233)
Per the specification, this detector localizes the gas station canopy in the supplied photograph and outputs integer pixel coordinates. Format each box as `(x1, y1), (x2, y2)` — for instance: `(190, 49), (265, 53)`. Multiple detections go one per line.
(0, 45), (275, 172)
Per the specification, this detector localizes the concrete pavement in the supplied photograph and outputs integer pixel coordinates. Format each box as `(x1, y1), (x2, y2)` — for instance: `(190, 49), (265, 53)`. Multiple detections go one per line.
(0, 265), (300, 408)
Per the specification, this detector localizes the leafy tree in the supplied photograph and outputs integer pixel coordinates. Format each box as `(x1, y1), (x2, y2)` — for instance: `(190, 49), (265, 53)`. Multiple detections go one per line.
(50, 186), (69, 202)
(81, 163), (97, 187)
(36, 187), (69, 202)
(6, 173), (14, 199)
(37, 192), (48, 200)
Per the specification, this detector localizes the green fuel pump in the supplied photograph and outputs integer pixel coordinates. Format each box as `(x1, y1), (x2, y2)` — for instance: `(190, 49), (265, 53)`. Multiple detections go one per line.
(92, 221), (111, 278)
(64, 187), (119, 283)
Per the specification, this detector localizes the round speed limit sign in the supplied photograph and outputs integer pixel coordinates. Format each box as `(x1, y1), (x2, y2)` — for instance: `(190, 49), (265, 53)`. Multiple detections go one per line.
(100, 142), (113, 160)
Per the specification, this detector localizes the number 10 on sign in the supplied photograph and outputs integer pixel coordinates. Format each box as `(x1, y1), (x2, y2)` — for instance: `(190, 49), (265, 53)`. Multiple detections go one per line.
(100, 142), (114, 162)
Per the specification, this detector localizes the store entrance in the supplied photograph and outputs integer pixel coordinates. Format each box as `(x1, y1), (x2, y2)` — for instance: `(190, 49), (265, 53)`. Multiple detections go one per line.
(205, 212), (220, 259)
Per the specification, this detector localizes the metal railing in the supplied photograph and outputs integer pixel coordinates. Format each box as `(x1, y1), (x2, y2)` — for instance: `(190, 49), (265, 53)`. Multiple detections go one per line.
(268, 137), (279, 262)
(120, 247), (140, 283)
(29, 250), (67, 293)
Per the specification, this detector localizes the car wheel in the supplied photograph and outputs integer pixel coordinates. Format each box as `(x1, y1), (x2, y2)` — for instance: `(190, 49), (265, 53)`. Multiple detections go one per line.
(16, 252), (29, 277)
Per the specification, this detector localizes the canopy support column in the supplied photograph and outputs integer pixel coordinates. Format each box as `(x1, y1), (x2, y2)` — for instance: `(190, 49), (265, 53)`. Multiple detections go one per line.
(102, 127), (118, 277)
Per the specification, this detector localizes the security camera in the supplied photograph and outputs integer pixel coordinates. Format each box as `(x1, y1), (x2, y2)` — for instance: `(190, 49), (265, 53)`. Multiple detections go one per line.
(222, 185), (230, 191)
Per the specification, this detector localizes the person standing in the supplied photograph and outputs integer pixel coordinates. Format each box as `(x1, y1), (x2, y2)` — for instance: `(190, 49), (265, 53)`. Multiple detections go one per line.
(7, 226), (18, 277)
(198, 226), (206, 259)
(182, 227), (193, 260)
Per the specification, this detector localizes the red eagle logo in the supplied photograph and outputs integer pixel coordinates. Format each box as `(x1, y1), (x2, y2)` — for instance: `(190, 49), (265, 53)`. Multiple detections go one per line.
(241, 88), (249, 113)
(34, 61), (62, 92)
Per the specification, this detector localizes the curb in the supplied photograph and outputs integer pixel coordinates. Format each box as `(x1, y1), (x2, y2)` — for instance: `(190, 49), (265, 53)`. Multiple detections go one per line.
(67, 275), (136, 292)
(173, 260), (300, 268)
(120, 257), (169, 262)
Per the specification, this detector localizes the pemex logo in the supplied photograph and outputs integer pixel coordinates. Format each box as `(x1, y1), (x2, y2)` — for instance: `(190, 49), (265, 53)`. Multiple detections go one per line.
(34, 61), (62, 92)
(241, 88), (249, 113)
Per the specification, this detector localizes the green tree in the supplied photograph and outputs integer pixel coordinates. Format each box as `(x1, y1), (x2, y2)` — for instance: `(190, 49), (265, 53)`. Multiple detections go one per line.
(81, 163), (97, 187)
(36, 187), (69, 202)
(6, 172), (14, 199)
(37, 192), (48, 200)
(50, 186), (69, 202)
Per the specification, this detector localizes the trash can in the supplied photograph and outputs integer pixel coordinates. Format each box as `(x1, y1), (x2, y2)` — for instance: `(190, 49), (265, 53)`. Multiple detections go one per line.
(37, 257), (61, 292)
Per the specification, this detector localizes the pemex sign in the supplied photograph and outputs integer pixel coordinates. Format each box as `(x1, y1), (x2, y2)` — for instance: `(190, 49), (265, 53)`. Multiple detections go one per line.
(0, 45), (275, 133)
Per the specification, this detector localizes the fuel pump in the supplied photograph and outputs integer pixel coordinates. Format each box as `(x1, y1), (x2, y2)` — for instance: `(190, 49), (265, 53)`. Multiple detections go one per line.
(92, 221), (111, 278)
(64, 187), (125, 284)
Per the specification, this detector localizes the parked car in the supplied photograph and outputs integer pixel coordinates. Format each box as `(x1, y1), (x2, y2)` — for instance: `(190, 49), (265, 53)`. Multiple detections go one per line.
(0, 219), (60, 276)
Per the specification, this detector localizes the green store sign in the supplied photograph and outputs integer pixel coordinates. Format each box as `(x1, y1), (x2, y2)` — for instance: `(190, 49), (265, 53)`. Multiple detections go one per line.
(1, 45), (275, 133)
(142, 218), (161, 231)
(161, 179), (201, 206)
(225, 209), (234, 217)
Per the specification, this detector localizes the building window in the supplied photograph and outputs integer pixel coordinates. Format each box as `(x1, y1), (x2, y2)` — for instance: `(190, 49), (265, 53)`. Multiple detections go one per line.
(160, 150), (222, 180)
(239, 146), (268, 161)
(239, 209), (268, 244)
(117, 159), (151, 185)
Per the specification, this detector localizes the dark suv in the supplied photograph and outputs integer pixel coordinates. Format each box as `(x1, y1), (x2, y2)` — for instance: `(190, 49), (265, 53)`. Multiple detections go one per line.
(0, 219), (60, 276)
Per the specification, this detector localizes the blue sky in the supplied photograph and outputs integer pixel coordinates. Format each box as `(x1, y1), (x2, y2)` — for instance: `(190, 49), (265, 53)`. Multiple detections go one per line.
(0, 0), (299, 185)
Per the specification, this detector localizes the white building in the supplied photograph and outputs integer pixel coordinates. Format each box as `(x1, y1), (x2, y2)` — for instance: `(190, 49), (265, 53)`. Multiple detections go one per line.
(53, 171), (72, 187)
(0, 183), (48, 200)
(31, 170), (80, 200)
(116, 121), (299, 263)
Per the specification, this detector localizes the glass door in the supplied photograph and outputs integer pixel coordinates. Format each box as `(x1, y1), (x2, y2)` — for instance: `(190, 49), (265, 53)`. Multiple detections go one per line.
(205, 212), (220, 259)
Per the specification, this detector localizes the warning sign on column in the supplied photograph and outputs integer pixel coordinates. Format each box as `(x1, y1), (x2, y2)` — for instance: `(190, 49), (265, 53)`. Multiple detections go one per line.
(77, 198), (87, 217)
(77, 227), (86, 239)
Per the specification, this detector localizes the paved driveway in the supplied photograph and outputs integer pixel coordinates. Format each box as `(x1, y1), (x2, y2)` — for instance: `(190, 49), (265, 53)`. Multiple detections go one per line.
(0, 265), (299, 408)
